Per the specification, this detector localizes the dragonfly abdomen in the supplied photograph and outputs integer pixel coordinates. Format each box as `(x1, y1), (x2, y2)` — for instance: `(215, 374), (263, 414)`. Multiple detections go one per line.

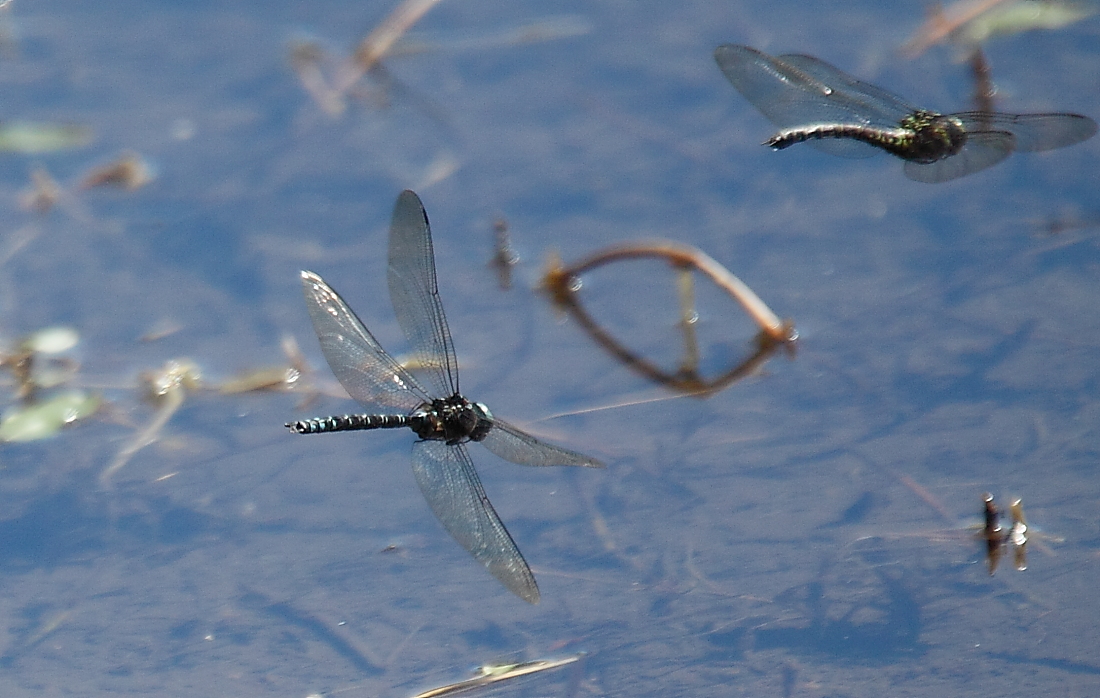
(766, 123), (912, 151)
(766, 113), (968, 164)
(286, 413), (411, 434)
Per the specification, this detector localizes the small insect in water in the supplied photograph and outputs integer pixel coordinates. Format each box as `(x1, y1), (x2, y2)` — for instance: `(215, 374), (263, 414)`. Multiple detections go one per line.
(981, 493), (1028, 575)
(714, 44), (1097, 182)
(287, 190), (602, 603)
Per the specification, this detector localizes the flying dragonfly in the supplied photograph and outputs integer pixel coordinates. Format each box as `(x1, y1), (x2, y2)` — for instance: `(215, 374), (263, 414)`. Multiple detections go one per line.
(714, 44), (1097, 182)
(287, 190), (602, 604)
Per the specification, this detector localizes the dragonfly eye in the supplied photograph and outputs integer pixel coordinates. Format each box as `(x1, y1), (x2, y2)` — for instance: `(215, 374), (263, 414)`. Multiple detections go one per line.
(473, 402), (493, 420)
(470, 417), (493, 443)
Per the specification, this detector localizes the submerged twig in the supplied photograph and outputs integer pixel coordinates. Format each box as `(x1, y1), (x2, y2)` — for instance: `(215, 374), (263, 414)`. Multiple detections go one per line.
(410, 654), (584, 698)
(218, 335), (307, 395)
(543, 240), (796, 396)
(968, 46), (996, 115)
(99, 359), (202, 488)
(902, 0), (1013, 56)
(345, 0), (446, 87)
(489, 217), (519, 290)
(545, 240), (795, 343)
(78, 151), (155, 191)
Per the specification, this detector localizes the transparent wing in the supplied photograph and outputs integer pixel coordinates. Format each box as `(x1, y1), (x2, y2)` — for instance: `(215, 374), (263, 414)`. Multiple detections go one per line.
(300, 270), (430, 411)
(903, 131), (1014, 182)
(387, 190), (459, 398)
(481, 418), (603, 468)
(778, 53), (919, 124)
(954, 112), (1097, 152)
(714, 45), (913, 133)
(410, 439), (540, 603)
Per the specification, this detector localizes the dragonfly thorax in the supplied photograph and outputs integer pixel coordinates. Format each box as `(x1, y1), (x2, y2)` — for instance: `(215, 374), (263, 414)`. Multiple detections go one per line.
(409, 394), (493, 444)
(897, 111), (967, 163)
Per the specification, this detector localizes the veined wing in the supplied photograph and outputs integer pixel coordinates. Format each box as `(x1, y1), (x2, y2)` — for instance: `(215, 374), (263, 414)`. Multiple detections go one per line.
(387, 190), (459, 399)
(954, 112), (1097, 152)
(903, 130), (1014, 182)
(778, 53), (919, 125)
(715, 45), (896, 158)
(714, 46), (917, 128)
(481, 418), (603, 468)
(300, 270), (430, 411)
(410, 440), (540, 603)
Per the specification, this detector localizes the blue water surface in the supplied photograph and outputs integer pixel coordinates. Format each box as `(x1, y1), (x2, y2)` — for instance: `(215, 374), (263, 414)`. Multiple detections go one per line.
(0, 0), (1097, 696)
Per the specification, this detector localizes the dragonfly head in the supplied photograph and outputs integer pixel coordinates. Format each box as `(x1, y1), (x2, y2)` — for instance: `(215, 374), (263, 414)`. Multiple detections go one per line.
(417, 396), (494, 444)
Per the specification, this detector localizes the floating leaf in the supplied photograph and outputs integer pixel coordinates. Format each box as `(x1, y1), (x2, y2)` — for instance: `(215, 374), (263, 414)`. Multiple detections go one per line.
(0, 122), (92, 153)
(218, 365), (301, 394)
(0, 390), (100, 442)
(20, 326), (80, 354)
(956, 0), (1097, 44)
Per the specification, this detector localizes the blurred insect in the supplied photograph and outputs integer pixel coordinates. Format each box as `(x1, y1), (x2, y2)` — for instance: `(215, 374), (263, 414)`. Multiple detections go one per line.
(981, 493), (1028, 574)
(850, 489), (1053, 575)
(714, 44), (1097, 182)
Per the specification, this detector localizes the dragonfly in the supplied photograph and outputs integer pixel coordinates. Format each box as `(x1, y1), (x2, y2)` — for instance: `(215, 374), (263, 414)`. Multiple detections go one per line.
(286, 190), (602, 604)
(714, 44), (1097, 182)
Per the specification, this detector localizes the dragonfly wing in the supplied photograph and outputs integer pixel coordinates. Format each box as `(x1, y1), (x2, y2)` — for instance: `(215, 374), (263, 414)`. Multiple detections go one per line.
(300, 270), (429, 410)
(715, 45), (854, 128)
(956, 112), (1097, 152)
(387, 190), (459, 398)
(715, 45), (908, 131)
(903, 131), (1014, 182)
(481, 418), (604, 468)
(778, 53), (919, 125)
(410, 439), (540, 603)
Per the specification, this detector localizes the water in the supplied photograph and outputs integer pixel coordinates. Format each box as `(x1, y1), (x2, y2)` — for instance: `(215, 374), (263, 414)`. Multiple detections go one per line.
(0, 0), (1097, 696)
